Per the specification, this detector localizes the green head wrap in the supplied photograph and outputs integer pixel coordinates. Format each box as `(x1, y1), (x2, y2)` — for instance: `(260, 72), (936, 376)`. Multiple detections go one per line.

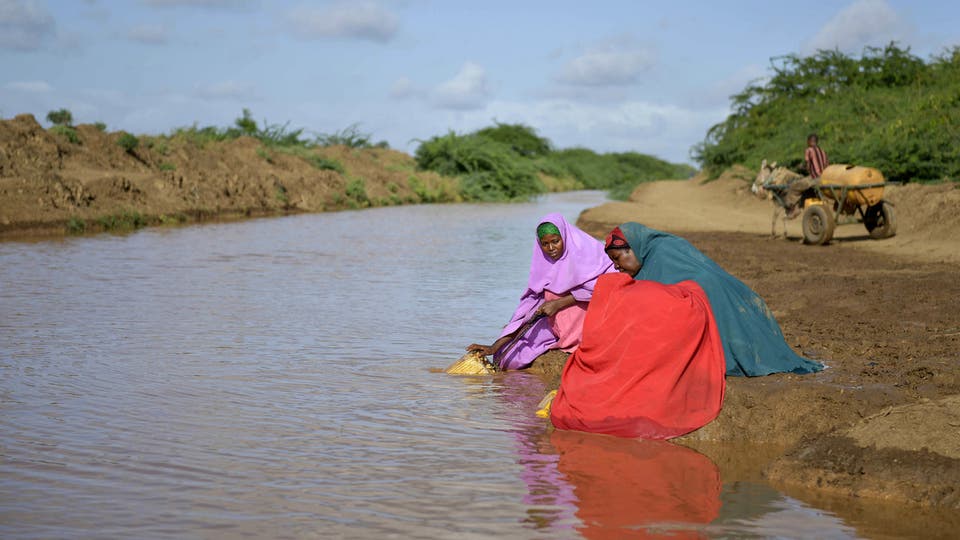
(537, 222), (561, 239)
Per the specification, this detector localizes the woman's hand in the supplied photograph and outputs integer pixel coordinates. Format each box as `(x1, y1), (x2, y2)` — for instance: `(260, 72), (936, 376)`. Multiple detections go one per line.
(536, 295), (576, 318)
(466, 343), (495, 356)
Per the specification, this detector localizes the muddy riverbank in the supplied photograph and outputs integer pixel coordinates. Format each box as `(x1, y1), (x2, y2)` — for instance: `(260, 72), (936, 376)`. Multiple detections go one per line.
(526, 174), (960, 511)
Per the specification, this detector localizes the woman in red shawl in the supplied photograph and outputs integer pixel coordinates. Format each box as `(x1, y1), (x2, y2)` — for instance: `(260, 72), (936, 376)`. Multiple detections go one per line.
(549, 229), (726, 439)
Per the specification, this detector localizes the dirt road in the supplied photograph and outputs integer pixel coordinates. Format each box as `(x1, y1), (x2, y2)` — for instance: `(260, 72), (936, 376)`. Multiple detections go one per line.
(531, 173), (960, 512)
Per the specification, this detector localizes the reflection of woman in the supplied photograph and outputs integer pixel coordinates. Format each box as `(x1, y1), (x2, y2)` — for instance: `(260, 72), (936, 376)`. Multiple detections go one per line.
(604, 223), (824, 377)
(550, 272), (726, 439)
(467, 213), (614, 370)
(550, 430), (721, 539)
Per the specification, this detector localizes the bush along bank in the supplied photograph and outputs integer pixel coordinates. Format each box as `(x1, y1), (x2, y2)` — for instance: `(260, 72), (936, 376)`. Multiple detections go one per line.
(414, 122), (695, 201)
(693, 43), (960, 183)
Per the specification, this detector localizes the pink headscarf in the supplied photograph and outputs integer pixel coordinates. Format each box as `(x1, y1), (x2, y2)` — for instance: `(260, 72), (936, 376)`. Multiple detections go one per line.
(497, 213), (615, 361)
(524, 213), (615, 303)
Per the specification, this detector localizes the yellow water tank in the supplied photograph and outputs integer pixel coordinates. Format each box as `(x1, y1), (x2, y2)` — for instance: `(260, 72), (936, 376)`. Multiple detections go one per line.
(818, 164), (885, 207)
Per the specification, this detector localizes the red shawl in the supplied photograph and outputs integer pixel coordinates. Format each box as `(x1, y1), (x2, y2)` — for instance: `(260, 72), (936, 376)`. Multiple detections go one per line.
(550, 273), (725, 439)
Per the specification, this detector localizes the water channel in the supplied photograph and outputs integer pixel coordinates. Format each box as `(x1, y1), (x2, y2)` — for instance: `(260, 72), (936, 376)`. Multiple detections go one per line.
(0, 192), (921, 538)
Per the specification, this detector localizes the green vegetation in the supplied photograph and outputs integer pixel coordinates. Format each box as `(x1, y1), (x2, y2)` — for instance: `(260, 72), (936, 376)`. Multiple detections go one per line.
(97, 210), (147, 231)
(159, 162), (176, 171)
(117, 133), (139, 153)
(550, 148), (696, 199)
(693, 43), (960, 182)
(415, 123), (693, 201)
(66, 217), (85, 234)
(315, 124), (388, 149)
(167, 108), (308, 148)
(46, 108), (73, 126)
(50, 125), (80, 144)
(275, 183), (289, 205)
(256, 147), (274, 163)
(273, 146), (345, 173)
(344, 178), (370, 208)
(94, 122), (107, 132)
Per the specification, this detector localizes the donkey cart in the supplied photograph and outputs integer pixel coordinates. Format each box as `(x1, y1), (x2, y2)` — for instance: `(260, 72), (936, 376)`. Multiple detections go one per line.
(761, 164), (898, 245)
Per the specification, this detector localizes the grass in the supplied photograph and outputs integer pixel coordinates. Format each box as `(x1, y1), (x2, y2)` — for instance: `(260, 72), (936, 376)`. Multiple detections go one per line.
(66, 217), (85, 234)
(97, 210), (147, 231)
(50, 125), (80, 144)
(344, 178), (370, 208)
(273, 146), (345, 173)
(275, 183), (289, 205)
(256, 147), (274, 163)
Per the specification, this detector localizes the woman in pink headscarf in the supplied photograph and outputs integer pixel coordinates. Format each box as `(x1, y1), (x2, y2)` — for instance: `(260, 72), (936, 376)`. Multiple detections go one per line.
(466, 213), (615, 370)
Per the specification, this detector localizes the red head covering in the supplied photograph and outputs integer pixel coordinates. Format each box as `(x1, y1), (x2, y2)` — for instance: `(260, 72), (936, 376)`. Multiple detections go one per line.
(604, 226), (629, 251)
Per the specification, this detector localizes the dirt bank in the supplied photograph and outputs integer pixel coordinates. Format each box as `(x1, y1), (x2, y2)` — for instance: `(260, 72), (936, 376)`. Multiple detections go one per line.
(528, 173), (960, 510)
(0, 114), (461, 237)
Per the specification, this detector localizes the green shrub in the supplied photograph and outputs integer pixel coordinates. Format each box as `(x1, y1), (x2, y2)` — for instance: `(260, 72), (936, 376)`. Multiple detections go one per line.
(159, 162), (176, 171)
(117, 133), (139, 153)
(309, 156), (344, 173)
(97, 210), (146, 231)
(693, 43), (960, 182)
(415, 131), (544, 201)
(344, 178), (370, 207)
(50, 125), (80, 144)
(46, 108), (73, 126)
(275, 183), (289, 204)
(315, 124), (373, 148)
(94, 122), (107, 131)
(66, 217), (85, 234)
(474, 122), (552, 157)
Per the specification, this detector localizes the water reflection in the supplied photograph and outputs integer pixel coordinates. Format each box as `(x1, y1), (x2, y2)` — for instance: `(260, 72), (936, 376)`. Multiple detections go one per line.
(549, 432), (720, 539)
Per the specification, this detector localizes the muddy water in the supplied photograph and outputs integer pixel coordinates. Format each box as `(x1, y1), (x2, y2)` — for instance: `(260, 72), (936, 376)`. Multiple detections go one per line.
(0, 192), (878, 538)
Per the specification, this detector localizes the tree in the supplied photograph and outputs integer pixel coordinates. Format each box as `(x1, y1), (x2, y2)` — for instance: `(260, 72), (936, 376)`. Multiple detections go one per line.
(46, 108), (73, 126)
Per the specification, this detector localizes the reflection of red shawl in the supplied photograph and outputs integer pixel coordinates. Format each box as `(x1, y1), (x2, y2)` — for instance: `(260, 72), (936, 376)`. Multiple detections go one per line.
(551, 273), (725, 439)
(550, 430), (721, 539)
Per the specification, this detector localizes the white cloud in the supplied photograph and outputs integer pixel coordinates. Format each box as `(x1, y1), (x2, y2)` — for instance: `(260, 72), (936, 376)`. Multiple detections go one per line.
(4, 79), (52, 92)
(0, 0), (56, 51)
(145, 0), (256, 8)
(389, 76), (423, 100)
(432, 62), (490, 110)
(557, 41), (656, 86)
(690, 63), (768, 111)
(804, 0), (904, 53)
(454, 98), (724, 163)
(285, 2), (398, 43)
(127, 23), (168, 45)
(193, 80), (259, 101)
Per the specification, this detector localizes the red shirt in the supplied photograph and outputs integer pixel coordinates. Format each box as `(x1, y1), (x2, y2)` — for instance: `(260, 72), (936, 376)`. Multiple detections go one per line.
(805, 145), (829, 179)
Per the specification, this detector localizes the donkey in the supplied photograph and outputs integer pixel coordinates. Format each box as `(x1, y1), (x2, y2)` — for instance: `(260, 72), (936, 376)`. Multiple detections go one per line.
(752, 159), (804, 239)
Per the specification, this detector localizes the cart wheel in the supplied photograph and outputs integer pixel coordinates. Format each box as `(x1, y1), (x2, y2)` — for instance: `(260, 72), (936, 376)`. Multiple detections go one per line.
(802, 204), (835, 245)
(864, 201), (897, 239)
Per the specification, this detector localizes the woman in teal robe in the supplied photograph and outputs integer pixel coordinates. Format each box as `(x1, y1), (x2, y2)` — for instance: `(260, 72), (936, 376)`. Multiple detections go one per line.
(604, 222), (823, 377)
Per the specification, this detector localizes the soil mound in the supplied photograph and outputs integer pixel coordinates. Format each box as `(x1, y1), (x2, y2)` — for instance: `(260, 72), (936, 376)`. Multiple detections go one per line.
(0, 114), (459, 235)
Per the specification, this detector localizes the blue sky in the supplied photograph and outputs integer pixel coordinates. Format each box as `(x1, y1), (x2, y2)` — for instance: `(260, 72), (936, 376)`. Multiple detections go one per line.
(1, 0), (957, 164)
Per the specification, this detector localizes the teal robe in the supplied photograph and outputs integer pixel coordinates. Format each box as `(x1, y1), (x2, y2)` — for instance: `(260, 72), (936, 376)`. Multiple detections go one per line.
(619, 222), (823, 377)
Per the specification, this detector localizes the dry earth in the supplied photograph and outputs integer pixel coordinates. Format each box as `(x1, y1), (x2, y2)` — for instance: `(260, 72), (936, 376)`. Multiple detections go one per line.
(0, 114), (460, 237)
(526, 171), (960, 513)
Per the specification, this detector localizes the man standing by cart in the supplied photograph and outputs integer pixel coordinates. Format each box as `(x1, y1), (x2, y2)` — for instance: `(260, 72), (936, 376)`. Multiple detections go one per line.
(784, 133), (829, 218)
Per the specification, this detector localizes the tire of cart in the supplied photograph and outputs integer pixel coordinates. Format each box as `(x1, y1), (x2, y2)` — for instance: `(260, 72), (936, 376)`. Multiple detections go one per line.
(802, 204), (835, 245)
(864, 201), (897, 239)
